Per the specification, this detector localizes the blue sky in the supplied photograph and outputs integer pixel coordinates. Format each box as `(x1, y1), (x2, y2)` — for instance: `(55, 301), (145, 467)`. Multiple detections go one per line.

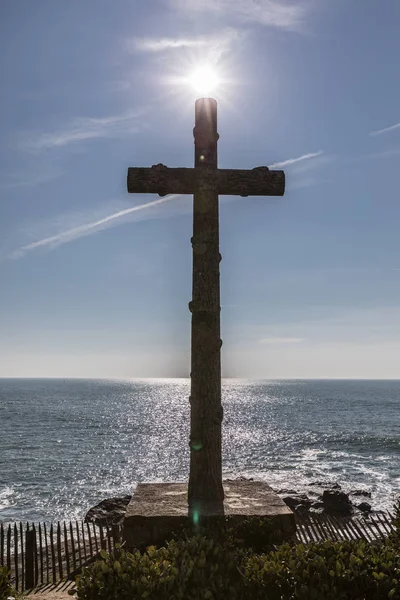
(1, 0), (400, 378)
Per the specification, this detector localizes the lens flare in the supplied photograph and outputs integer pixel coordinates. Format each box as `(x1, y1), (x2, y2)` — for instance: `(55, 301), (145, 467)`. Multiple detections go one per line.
(192, 510), (200, 527)
(189, 67), (219, 95)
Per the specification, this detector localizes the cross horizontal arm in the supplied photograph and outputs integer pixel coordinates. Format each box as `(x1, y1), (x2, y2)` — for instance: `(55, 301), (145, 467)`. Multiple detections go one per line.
(127, 164), (285, 197)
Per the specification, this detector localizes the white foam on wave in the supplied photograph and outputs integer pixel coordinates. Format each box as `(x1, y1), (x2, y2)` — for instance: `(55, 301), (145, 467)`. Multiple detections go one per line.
(2, 379), (399, 522)
(0, 486), (16, 509)
(223, 461), (400, 513)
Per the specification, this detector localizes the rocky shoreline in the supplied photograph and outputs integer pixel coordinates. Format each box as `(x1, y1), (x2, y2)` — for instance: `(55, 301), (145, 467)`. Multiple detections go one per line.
(273, 481), (373, 517)
(85, 479), (397, 525)
(85, 495), (131, 525)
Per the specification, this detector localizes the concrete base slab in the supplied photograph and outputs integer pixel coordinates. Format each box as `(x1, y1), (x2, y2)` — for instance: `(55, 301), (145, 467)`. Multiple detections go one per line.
(123, 480), (296, 549)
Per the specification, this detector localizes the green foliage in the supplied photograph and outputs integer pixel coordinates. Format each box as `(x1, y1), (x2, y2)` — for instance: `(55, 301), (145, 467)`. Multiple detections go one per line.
(388, 499), (400, 548)
(171, 516), (282, 554)
(0, 566), (12, 600)
(76, 536), (243, 600)
(224, 516), (286, 552)
(75, 536), (400, 600)
(244, 539), (400, 600)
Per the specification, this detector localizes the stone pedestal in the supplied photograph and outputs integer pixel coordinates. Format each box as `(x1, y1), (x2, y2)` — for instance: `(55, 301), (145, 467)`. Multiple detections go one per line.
(123, 480), (295, 549)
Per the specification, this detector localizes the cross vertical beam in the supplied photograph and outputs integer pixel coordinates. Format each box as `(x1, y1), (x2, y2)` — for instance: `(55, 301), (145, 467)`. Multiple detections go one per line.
(126, 97), (285, 525)
(188, 98), (224, 518)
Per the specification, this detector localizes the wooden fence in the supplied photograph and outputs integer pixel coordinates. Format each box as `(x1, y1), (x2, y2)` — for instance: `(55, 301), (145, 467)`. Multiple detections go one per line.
(295, 511), (396, 544)
(0, 520), (122, 591)
(0, 513), (397, 591)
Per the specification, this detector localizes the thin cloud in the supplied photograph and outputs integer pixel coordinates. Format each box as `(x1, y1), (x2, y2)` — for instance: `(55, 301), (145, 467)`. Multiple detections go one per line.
(128, 28), (241, 56)
(270, 151), (323, 168)
(259, 337), (305, 344)
(350, 148), (400, 163)
(369, 122), (400, 137)
(10, 196), (181, 259)
(169, 0), (307, 30)
(21, 110), (145, 151)
(2, 167), (63, 188)
(131, 37), (208, 52)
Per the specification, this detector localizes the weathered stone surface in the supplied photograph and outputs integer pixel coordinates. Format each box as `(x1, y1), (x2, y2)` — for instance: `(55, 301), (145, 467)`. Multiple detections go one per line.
(188, 98), (223, 517)
(322, 490), (352, 515)
(357, 502), (372, 514)
(124, 481), (296, 549)
(127, 100), (286, 518)
(85, 496), (131, 524)
(127, 166), (285, 197)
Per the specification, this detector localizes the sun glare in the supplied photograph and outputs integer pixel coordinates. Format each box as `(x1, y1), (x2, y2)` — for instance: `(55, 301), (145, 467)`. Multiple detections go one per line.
(189, 67), (219, 95)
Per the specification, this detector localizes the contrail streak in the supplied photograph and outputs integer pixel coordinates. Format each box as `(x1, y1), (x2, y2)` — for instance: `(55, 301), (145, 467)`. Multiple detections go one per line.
(11, 195), (180, 259)
(270, 151), (323, 168)
(369, 122), (400, 136)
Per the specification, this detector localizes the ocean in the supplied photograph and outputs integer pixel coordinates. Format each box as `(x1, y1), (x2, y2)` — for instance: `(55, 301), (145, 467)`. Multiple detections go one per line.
(0, 378), (399, 523)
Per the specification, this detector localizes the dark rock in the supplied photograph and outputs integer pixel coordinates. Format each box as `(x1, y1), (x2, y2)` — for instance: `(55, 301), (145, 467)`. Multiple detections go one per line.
(283, 495), (312, 512)
(276, 489), (299, 495)
(351, 490), (372, 498)
(322, 490), (352, 516)
(282, 496), (300, 510)
(309, 481), (341, 490)
(85, 496), (131, 525)
(357, 502), (372, 514)
(311, 502), (325, 509)
(297, 493), (312, 502)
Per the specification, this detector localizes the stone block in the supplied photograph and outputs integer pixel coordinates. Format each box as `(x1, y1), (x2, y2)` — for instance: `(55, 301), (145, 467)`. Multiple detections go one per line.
(123, 480), (296, 549)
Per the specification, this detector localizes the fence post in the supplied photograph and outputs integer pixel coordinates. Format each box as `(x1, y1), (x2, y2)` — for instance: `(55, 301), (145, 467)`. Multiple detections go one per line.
(57, 522), (63, 580)
(0, 524), (4, 570)
(14, 523), (19, 591)
(99, 524), (106, 551)
(75, 521), (82, 569)
(6, 525), (11, 572)
(50, 524), (56, 583)
(111, 524), (120, 548)
(20, 522), (25, 590)
(33, 524), (38, 586)
(44, 523), (50, 583)
(25, 527), (36, 589)
(64, 522), (70, 577)
(38, 523), (44, 585)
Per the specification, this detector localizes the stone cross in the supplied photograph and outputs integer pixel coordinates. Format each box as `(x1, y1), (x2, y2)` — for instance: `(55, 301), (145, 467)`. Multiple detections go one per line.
(127, 98), (285, 521)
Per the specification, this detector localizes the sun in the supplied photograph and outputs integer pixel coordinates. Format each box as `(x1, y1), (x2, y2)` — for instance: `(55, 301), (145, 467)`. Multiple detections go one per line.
(189, 66), (219, 95)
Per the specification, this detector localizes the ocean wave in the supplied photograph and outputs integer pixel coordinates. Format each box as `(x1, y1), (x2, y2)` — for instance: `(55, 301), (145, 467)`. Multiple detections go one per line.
(0, 486), (17, 510)
(1, 378), (399, 521)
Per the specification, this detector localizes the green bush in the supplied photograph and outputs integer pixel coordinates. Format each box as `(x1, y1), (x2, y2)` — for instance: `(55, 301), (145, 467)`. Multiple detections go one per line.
(389, 500), (400, 548)
(225, 516), (287, 552)
(75, 536), (400, 600)
(76, 535), (244, 600)
(244, 539), (400, 599)
(174, 516), (284, 554)
(0, 566), (12, 600)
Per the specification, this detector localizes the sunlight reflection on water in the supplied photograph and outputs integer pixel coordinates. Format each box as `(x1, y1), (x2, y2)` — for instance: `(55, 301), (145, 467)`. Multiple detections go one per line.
(0, 378), (399, 520)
